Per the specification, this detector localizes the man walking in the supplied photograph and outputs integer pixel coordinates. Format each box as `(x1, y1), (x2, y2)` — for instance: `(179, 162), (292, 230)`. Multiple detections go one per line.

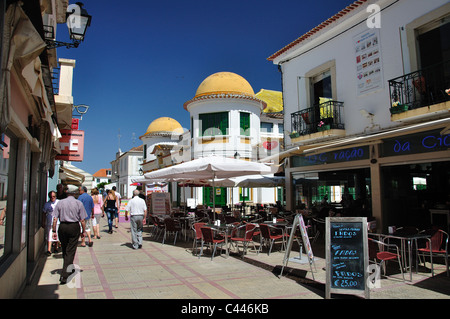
(125, 190), (147, 249)
(52, 190), (87, 284)
(78, 186), (94, 247)
(43, 191), (59, 255)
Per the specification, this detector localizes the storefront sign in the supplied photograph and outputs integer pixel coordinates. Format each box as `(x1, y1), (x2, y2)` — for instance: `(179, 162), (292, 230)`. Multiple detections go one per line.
(381, 130), (450, 157)
(119, 199), (128, 217)
(151, 192), (171, 215)
(353, 29), (384, 95)
(326, 217), (369, 299)
(55, 129), (85, 162)
(292, 146), (369, 167)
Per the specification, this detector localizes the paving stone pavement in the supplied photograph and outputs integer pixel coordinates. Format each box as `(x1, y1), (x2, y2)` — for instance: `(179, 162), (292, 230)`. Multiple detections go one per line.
(20, 217), (450, 305)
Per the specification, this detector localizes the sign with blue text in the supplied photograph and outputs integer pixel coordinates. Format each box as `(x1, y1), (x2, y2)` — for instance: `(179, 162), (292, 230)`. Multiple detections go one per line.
(292, 146), (369, 167)
(381, 129), (450, 157)
(326, 217), (369, 299)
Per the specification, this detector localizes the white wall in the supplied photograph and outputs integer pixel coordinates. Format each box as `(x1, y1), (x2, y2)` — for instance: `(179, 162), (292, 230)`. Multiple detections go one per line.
(189, 98), (263, 159)
(276, 0), (449, 146)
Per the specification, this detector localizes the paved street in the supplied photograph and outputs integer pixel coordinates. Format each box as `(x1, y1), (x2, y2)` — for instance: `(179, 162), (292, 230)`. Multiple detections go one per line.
(20, 217), (450, 304)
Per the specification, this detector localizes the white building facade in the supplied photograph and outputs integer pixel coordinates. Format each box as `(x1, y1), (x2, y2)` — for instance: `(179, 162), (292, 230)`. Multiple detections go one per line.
(111, 145), (143, 199)
(269, 0), (450, 232)
(138, 72), (285, 208)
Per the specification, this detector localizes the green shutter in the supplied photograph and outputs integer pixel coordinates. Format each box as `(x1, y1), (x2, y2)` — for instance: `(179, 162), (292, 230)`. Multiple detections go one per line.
(240, 112), (250, 136)
(199, 112), (228, 136)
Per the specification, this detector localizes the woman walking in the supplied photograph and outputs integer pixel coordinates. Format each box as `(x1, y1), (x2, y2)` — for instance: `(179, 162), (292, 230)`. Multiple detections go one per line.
(103, 189), (119, 234)
(91, 188), (103, 239)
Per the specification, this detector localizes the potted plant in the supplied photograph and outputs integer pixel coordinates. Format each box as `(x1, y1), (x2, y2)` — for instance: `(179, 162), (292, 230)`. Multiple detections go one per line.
(390, 101), (409, 114)
(289, 131), (299, 138)
(317, 120), (330, 132)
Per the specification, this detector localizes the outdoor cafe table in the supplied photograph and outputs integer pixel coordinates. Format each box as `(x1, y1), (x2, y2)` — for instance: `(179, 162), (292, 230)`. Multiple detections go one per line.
(205, 223), (237, 258)
(263, 221), (289, 231)
(369, 232), (432, 281)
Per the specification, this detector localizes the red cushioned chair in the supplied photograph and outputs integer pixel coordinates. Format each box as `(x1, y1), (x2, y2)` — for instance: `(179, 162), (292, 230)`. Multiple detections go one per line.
(418, 228), (449, 277)
(199, 227), (225, 261)
(192, 222), (206, 256)
(258, 223), (287, 256)
(368, 238), (405, 281)
(230, 223), (257, 258)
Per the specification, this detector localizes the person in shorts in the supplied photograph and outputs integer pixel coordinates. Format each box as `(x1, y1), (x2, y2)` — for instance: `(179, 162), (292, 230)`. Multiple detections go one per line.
(78, 186), (94, 247)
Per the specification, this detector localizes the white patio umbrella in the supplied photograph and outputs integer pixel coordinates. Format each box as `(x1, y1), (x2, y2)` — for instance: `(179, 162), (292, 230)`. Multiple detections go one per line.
(235, 175), (285, 188)
(143, 156), (275, 216)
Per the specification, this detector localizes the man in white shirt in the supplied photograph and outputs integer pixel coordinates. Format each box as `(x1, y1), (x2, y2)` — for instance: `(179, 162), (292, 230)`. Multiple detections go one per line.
(125, 189), (147, 249)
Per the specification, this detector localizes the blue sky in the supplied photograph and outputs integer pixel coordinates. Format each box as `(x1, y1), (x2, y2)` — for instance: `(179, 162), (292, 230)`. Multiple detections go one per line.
(57, 0), (353, 175)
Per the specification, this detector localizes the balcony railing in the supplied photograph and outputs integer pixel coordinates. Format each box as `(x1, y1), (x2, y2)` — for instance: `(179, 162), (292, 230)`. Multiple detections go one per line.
(290, 100), (344, 138)
(388, 60), (450, 114)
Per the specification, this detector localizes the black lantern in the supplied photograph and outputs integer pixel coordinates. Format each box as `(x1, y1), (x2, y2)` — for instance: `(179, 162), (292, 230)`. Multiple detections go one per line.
(45, 2), (92, 49)
(66, 2), (92, 43)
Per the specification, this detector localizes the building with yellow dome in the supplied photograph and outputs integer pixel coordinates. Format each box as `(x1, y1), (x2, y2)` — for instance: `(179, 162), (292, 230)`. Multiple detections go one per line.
(140, 117), (189, 173)
(184, 71), (267, 161)
(133, 71), (284, 207)
(143, 117), (184, 137)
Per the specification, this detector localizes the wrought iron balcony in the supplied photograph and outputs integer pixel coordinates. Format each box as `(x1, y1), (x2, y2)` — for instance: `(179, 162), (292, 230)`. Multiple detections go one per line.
(388, 60), (450, 114)
(290, 100), (345, 138)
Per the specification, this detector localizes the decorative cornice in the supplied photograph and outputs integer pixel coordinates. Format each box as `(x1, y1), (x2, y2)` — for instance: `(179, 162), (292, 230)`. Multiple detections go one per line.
(183, 92), (267, 110)
(140, 131), (182, 139)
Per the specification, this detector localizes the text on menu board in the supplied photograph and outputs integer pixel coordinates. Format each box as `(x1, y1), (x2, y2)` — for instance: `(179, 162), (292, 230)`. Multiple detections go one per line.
(330, 221), (365, 291)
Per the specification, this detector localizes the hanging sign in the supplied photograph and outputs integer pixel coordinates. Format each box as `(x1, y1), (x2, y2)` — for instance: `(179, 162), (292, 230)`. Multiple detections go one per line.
(354, 29), (383, 95)
(326, 217), (370, 299)
(55, 129), (85, 162)
(151, 192), (171, 215)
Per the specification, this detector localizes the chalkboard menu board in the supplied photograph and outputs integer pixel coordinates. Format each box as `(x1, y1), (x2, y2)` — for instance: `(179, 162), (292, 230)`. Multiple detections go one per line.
(326, 217), (369, 299)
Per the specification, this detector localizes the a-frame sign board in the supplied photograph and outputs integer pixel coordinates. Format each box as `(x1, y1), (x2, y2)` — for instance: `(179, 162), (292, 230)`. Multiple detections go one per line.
(280, 214), (316, 279)
(325, 217), (370, 299)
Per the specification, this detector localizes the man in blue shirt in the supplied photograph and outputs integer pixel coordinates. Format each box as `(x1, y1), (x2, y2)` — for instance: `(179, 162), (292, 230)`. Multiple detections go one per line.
(78, 186), (94, 247)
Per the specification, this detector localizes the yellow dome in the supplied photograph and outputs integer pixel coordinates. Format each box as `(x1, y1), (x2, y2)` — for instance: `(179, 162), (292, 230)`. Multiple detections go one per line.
(144, 117), (183, 136)
(194, 72), (255, 98)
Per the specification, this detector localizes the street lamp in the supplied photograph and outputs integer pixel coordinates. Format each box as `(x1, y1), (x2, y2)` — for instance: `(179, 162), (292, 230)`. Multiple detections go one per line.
(45, 2), (92, 49)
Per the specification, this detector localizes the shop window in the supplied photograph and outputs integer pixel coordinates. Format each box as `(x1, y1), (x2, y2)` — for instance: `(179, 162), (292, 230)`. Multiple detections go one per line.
(404, 5), (450, 74)
(260, 122), (273, 133)
(303, 60), (337, 117)
(413, 177), (427, 190)
(203, 187), (227, 207)
(239, 187), (250, 202)
(199, 112), (229, 137)
(416, 15), (450, 70)
(330, 186), (342, 203)
(0, 133), (17, 262)
(278, 124), (284, 134)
